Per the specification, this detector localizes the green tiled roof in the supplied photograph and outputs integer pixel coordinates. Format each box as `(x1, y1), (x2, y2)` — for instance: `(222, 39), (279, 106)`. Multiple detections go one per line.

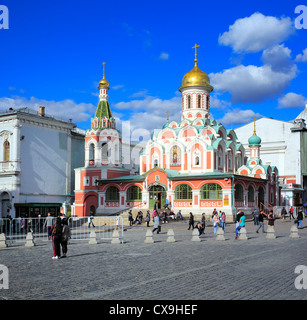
(95, 100), (112, 120)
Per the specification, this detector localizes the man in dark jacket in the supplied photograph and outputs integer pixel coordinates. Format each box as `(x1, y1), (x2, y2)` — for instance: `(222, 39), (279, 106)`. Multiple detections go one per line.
(297, 210), (303, 229)
(50, 217), (62, 259)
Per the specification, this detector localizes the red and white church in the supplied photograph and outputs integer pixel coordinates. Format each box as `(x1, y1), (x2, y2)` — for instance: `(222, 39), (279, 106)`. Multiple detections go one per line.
(72, 47), (281, 220)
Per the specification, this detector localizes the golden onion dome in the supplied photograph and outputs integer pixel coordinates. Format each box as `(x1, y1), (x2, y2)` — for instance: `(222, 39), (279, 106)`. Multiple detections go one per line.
(98, 76), (110, 90)
(179, 58), (213, 92)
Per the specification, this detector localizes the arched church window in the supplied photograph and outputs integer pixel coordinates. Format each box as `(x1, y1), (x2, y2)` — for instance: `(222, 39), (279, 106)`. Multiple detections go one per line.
(106, 186), (119, 201)
(195, 156), (200, 166)
(175, 184), (192, 200)
(197, 95), (201, 108)
(237, 155), (242, 168)
(235, 184), (244, 201)
(248, 186), (254, 202)
(3, 140), (10, 162)
(101, 143), (108, 161)
(206, 95), (210, 110)
(218, 149), (223, 169)
(152, 152), (159, 168)
(228, 153), (233, 170)
(201, 183), (222, 200)
(89, 143), (95, 161)
(127, 186), (142, 201)
(188, 95), (191, 109)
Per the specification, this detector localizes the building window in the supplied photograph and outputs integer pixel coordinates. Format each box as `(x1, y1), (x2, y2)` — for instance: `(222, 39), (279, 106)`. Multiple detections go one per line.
(218, 149), (223, 169)
(200, 183), (222, 200)
(206, 95), (210, 109)
(248, 186), (254, 201)
(188, 95), (191, 109)
(83, 177), (90, 187)
(106, 186), (119, 201)
(175, 184), (192, 200)
(152, 152), (159, 168)
(193, 149), (201, 167)
(127, 186), (142, 201)
(195, 156), (200, 166)
(101, 143), (108, 161)
(197, 95), (202, 108)
(3, 140), (9, 162)
(235, 184), (244, 201)
(89, 143), (95, 161)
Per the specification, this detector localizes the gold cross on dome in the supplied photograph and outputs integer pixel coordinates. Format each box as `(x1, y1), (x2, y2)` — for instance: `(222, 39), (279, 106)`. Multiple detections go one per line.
(192, 44), (200, 60)
(166, 110), (169, 122)
(253, 117), (257, 135)
(102, 62), (106, 78)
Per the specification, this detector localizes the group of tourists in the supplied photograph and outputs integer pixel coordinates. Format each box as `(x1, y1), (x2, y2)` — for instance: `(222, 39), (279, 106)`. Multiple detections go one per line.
(48, 214), (71, 260)
(127, 205), (305, 240)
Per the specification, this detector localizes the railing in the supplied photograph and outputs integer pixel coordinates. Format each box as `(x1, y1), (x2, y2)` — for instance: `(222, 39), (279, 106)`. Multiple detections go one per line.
(259, 202), (273, 215)
(273, 206), (304, 218)
(0, 216), (124, 245)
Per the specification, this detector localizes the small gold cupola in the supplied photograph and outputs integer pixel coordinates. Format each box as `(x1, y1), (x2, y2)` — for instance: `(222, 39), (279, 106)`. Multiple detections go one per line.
(98, 62), (110, 90)
(179, 44), (213, 92)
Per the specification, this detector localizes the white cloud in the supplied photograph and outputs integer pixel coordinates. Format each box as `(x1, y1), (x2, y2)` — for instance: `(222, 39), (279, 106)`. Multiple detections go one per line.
(261, 44), (294, 73)
(113, 96), (181, 132)
(112, 84), (125, 90)
(278, 92), (307, 109)
(217, 109), (262, 126)
(159, 52), (169, 60)
(218, 12), (295, 53)
(129, 89), (149, 98)
(210, 63), (297, 103)
(0, 96), (95, 123)
(295, 48), (307, 62)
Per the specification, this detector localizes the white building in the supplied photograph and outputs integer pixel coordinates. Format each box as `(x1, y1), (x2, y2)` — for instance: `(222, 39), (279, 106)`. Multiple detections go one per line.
(235, 106), (307, 206)
(0, 106), (85, 218)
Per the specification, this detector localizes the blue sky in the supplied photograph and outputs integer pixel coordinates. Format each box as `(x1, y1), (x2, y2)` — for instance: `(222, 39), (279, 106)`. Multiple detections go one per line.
(1, 0), (307, 139)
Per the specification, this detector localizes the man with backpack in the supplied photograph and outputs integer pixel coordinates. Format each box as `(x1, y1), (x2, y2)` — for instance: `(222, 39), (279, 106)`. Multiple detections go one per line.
(50, 217), (62, 259)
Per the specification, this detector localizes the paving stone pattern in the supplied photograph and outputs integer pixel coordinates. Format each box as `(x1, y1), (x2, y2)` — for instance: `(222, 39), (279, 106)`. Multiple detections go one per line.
(0, 219), (307, 300)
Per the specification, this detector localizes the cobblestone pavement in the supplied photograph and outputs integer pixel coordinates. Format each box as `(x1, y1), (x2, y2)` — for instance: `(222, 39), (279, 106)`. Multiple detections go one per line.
(0, 218), (307, 301)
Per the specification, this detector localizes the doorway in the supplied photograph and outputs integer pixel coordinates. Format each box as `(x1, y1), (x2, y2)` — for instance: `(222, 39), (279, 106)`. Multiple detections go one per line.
(148, 185), (166, 210)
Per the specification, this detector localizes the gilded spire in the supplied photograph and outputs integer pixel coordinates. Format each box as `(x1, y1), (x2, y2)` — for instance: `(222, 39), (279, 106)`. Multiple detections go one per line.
(253, 117), (257, 135)
(102, 62), (106, 79)
(192, 43), (200, 63)
(98, 61), (110, 90)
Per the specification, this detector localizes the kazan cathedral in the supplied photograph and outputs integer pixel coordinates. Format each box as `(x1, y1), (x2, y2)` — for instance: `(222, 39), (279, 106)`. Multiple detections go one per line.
(72, 46), (281, 220)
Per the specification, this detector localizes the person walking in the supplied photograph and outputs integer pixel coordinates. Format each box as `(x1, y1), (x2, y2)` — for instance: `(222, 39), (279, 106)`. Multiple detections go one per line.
(281, 207), (287, 223)
(256, 210), (266, 233)
(44, 213), (54, 239)
(128, 210), (133, 226)
(145, 210), (150, 227)
(296, 210), (303, 229)
(235, 212), (246, 239)
(252, 208), (260, 225)
(60, 218), (71, 258)
(221, 212), (226, 232)
(188, 212), (194, 230)
(115, 215), (121, 231)
(213, 212), (219, 233)
(152, 213), (161, 234)
(201, 213), (206, 233)
(88, 214), (95, 228)
(289, 206), (294, 220)
(50, 217), (62, 259)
